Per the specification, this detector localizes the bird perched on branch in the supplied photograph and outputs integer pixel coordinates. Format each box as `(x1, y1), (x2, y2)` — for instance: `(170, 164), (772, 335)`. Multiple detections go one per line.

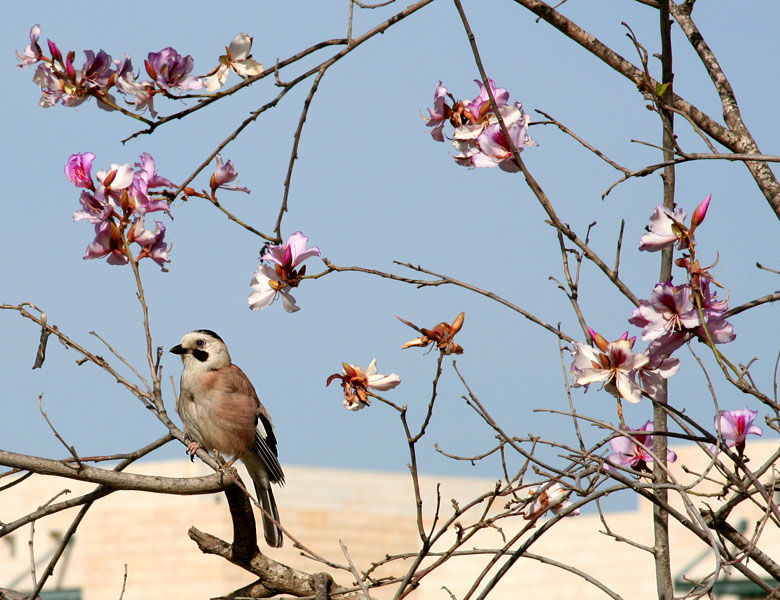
(170, 329), (284, 547)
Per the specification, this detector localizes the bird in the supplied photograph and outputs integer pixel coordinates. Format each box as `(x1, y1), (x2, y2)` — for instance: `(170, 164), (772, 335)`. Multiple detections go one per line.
(169, 329), (284, 547)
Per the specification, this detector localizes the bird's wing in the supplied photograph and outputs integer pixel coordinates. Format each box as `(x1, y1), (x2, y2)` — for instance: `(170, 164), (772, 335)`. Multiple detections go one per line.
(224, 365), (285, 485)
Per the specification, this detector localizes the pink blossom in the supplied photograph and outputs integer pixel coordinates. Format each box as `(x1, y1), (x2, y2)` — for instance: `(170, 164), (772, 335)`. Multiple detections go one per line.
(81, 49), (114, 91)
(629, 282), (699, 342)
(629, 281), (735, 357)
(32, 63), (68, 108)
(638, 196), (711, 252)
(638, 205), (688, 252)
(634, 355), (680, 401)
(145, 47), (202, 92)
(73, 190), (113, 225)
(65, 153), (96, 189)
(248, 232), (320, 313)
(83, 221), (128, 265)
(96, 163), (134, 191)
(262, 231), (321, 270)
(130, 219), (171, 271)
(570, 330), (649, 404)
(16, 24), (42, 67)
(209, 155), (250, 194)
(248, 265), (300, 313)
(114, 56), (158, 117)
(714, 408), (762, 456)
(605, 420), (677, 473)
(423, 81), (451, 142)
(203, 33), (264, 92)
(522, 483), (579, 521)
(462, 77), (509, 121)
(452, 103), (536, 172)
(326, 358), (401, 411)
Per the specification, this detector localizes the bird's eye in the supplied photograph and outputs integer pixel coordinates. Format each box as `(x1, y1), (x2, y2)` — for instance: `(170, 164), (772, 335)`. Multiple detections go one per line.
(195, 339), (205, 348)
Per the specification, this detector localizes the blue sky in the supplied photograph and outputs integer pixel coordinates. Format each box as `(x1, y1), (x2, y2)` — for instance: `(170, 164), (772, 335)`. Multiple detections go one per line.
(2, 2), (778, 502)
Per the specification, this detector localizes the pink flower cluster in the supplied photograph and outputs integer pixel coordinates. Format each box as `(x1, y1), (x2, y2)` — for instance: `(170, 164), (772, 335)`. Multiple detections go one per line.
(571, 197), (734, 406)
(17, 26), (262, 117)
(423, 78), (536, 172)
(67, 152), (174, 270)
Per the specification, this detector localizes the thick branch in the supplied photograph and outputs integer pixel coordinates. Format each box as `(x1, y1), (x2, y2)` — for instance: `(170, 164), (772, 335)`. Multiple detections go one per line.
(189, 528), (362, 599)
(0, 449), (228, 494)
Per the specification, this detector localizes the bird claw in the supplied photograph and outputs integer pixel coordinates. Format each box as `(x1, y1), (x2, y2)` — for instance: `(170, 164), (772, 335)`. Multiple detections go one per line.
(186, 441), (200, 461)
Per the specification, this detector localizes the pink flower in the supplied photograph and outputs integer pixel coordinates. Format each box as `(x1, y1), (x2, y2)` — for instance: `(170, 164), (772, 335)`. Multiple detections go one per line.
(638, 205), (688, 252)
(629, 282), (698, 343)
(262, 231), (321, 271)
(605, 420), (677, 473)
(452, 103), (536, 172)
(65, 152), (96, 189)
(203, 33), (264, 92)
(16, 24), (43, 67)
(83, 221), (128, 266)
(629, 281), (735, 357)
(326, 359), (401, 411)
(423, 81), (452, 142)
(462, 77), (509, 121)
(634, 355), (680, 401)
(522, 483), (579, 521)
(638, 196), (711, 252)
(130, 219), (172, 271)
(248, 232), (321, 313)
(714, 409), (762, 456)
(72, 190), (113, 225)
(423, 77), (537, 167)
(115, 56), (158, 117)
(96, 163), (134, 191)
(570, 330), (649, 404)
(209, 155), (250, 194)
(145, 47), (202, 92)
(81, 49), (114, 91)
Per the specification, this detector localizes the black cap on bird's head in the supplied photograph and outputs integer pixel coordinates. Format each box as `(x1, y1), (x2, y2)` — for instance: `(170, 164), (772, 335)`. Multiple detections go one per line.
(169, 330), (226, 363)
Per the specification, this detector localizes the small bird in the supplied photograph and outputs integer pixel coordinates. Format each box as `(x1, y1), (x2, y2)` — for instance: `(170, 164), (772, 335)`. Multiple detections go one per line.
(170, 329), (284, 547)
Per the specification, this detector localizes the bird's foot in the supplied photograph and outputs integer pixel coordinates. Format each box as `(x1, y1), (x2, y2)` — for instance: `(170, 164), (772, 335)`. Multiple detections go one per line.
(186, 441), (200, 461)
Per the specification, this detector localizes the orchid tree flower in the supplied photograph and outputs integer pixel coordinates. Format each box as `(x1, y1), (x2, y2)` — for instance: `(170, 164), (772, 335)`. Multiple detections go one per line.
(714, 409), (763, 457)
(629, 281), (735, 357)
(65, 152), (96, 189)
(326, 359), (401, 411)
(129, 219), (172, 271)
(453, 103), (536, 172)
(16, 24), (43, 67)
(522, 482), (579, 521)
(203, 33), (264, 92)
(570, 329), (648, 404)
(605, 420), (677, 474)
(145, 47), (202, 92)
(638, 195), (711, 252)
(422, 77), (536, 169)
(248, 232), (320, 313)
(209, 154), (250, 194)
(397, 312), (465, 355)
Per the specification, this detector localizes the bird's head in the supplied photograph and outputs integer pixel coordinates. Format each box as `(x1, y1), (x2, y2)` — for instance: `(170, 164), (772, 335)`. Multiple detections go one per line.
(170, 329), (231, 370)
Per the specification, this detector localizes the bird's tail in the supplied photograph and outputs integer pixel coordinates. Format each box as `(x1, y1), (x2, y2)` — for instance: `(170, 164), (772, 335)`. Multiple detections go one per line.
(243, 454), (283, 548)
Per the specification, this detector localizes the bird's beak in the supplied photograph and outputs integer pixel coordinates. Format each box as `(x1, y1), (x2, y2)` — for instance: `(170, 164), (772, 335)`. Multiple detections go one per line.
(169, 344), (187, 355)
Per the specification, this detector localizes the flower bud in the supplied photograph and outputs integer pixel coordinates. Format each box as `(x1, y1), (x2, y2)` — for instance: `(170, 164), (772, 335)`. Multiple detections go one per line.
(691, 194), (711, 228)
